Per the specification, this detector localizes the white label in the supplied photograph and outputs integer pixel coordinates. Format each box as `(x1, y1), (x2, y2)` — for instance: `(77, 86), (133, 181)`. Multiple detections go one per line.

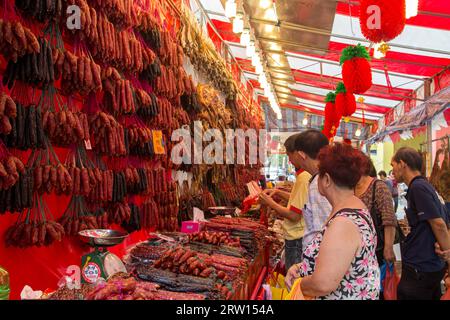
(193, 207), (205, 222)
(84, 139), (92, 150)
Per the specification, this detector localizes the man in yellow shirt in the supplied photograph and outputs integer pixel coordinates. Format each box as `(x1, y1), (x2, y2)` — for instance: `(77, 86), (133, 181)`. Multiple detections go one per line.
(259, 133), (310, 271)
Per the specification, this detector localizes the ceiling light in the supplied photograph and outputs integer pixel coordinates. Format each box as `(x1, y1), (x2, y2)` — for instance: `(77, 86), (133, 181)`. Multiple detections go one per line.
(255, 63), (263, 74)
(355, 128), (362, 137)
(405, 0), (419, 19)
(302, 117), (308, 126)
(240, 29), (250, 46)
(246, 41), (255, 57)
(265, 2), (279, 22)
(259, 73), (267, 87)
(225, 0), (237, 19)
(266, 7), (278, 21)
(252, 54), (260, 67)
(233, 14), (244, 34)
(260, 0), (273, 9)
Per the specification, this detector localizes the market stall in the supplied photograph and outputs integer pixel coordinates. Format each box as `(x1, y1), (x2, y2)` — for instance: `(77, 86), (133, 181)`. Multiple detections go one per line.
(0, 0), (271, 300)
(0, 0), (449, 302)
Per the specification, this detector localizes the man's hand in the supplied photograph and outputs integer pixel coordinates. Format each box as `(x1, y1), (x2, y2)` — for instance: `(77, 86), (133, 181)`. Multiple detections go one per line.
(259, 192), (276, 207)
(285, 264), (302, 291)
(435, 242), (450, 262)
(263, 189), (277, 197)
(383, 246), (396, 263)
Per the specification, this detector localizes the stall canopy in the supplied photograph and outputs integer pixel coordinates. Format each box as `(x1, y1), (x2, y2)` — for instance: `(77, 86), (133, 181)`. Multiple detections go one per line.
(367, 86), (450, 143)
(193, 0), (450, 125)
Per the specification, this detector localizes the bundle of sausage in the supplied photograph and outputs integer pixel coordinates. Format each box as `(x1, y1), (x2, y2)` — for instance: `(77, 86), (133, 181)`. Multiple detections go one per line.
(87, 169), (114, 202)
(140, 57), (161, 83)
(143, 168), (167, 197)
(136, 266), (220, 299)
(90, 0), (138, 29)
(5, 219), (64, 248)
(206, 253), (248, 279)
(66, 3), (155, 74)
(5, 193), (64, 248)
(59, 196), (109, 236)
(86, 274), (207, 300)
(173, 107), (191, 128)
(2, 103), (45, 150)
(153, 65), (178, 100)
(126, 125), (152, 149)
(188, 231), (240, 248)
(86, 277), (157, 300)
(129, 242), (170, 262)
(0, 169), (33, 213)
(0, 93), (17, 135)
(137, 10), (161, 50)
(126, 129), (154, 157)
(0, 19), (40, 62)
(43, 109), (90, 146)
(102, 67), (136, 115)
(0, 155), (25, 190)
(139, 197), (160, 229)
(124, 167), (148, 195)
(107, 201), (131, 225)
(32, 164), (73, 195)
(157, 204), (179, 232)
(135, 89), (159, 119)
(67, 167), (100, 197)
(153, 179), (179, 231)
(153, 246), (217, 279)
(158, 30), (183, 68)
(15, 0), (63, 23)
(151, 97), (174, 129)
(88, 111), (127, 156)
(121, 203), (141, 232)
(54, 50), (102, 96)
(111, 171), (127, 202)
(2, 37), (54, 89)
(201, 189), (216, 211)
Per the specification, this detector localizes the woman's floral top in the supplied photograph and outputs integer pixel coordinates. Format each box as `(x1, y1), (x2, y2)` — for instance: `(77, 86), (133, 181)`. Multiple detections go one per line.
(298, 208), (380, 300)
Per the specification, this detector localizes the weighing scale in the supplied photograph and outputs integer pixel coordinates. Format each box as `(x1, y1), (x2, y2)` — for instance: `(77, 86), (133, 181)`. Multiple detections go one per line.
(78, 229), (129, 285)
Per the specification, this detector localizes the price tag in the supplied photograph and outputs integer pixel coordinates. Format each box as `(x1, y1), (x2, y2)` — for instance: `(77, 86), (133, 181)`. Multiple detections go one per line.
(84, 139), (92, 150)
(152, 130), (165, 155)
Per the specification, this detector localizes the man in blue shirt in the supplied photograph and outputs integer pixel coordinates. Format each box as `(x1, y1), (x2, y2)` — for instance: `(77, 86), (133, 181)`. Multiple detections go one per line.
(391, 147), (450, 300)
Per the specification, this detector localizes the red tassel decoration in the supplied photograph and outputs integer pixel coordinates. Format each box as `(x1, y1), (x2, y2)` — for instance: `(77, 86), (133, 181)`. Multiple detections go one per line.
(335, 82), (356, 118)
(340, 44), (372, 94)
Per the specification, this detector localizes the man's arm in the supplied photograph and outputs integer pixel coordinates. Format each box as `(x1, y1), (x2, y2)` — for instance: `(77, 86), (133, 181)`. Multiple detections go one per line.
(263, 189), (291, 201)
(413, 185), (450, 272)
(259, 193), (302, 223)
(429, 218), (450, 272)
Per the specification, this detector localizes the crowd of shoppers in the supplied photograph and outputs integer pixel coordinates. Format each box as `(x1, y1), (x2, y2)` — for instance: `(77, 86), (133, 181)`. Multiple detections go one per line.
(260, 130), (450, 300)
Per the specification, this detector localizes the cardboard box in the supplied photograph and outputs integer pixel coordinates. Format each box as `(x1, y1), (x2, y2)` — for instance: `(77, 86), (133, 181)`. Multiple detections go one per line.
(181, 221), (202, 234)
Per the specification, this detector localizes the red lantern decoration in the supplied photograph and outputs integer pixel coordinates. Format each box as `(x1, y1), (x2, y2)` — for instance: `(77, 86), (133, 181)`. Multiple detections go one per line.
(340, 44), (372, 94)
(323, 92), (341, 138)
(360, 0), (406, 43)
(335, 82), (356, 118)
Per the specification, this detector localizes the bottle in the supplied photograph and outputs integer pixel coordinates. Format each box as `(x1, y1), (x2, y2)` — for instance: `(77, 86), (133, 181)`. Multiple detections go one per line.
(0, 265), (10, 300)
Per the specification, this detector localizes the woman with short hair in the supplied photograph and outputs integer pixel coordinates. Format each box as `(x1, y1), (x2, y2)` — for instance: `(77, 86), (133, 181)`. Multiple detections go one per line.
(286, 143), (380, 299)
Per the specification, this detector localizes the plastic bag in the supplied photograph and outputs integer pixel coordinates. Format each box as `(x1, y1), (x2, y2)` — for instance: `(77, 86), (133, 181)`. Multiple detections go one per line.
(267, 271), (287, 300)
(284, 278), (313, 300)
(383, 263), (400, 300)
